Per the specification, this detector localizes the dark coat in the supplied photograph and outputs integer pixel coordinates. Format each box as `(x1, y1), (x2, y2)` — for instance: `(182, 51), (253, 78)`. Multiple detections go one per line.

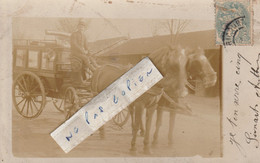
(70, 30), (88, 56)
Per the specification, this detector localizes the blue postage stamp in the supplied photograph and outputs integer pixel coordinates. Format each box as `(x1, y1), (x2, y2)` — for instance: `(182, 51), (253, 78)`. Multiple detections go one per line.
(215, 0), (252, 46)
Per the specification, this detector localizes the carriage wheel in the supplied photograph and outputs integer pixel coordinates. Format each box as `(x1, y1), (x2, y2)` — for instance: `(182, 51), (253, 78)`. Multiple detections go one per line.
(112, 107), (130, 127)
(12, 72), (46, 118)
(52, 98), (65, 113)
(64, 87), (79, 120)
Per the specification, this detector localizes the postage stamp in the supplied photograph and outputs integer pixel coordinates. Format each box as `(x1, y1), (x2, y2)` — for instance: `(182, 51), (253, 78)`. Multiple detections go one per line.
(215, 0), (252, 46)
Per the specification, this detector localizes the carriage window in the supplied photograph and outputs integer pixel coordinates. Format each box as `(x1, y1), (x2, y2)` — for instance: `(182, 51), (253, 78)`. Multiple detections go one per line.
(15, 49), (26, 67)
(28, 50), (39, 68)
(41, 50), (55, 70)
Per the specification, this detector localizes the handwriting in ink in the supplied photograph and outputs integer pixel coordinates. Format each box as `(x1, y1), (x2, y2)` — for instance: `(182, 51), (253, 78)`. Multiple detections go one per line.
(139, 75), (143, 82)
(94, 114), (98, 119)
(236, 52), (251, 75)
(85, 111), (90, 124)
(99, 106), (103, 112)
(245, 132), (259, 148)
(245, 104), (259, 148)
(227, 116), (238, 128)
(229, 132), (246, 156)
(127, 79), (131, 91)
(234, 81), (241, 106)
(250, 53), (260, 78)
(66, 127), (79, 141)
(74, 127), (78, 133)
(66, 132), (72, 141)
(248, 53), (260, 98)
(113, 95), (118, 104)
(147, 68), (153, 76)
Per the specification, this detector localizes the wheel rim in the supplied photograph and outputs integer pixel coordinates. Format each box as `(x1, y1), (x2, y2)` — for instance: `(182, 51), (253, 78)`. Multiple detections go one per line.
(12, 72), (46, 118)
(112, 108), (130, 127)
(64, 87), (79, 120)
(53, 98), (65, 113)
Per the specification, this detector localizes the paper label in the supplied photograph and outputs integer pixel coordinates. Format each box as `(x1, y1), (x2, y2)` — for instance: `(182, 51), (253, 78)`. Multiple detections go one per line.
(51, 57), (163, 153)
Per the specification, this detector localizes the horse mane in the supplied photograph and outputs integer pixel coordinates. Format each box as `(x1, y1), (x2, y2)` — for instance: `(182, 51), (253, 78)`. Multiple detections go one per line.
(148, 45), (184, 75)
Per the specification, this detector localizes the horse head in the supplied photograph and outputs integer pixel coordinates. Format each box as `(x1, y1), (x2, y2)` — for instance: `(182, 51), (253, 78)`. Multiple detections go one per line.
(186, 47), (217, 90)
(149, 45), (188, 98)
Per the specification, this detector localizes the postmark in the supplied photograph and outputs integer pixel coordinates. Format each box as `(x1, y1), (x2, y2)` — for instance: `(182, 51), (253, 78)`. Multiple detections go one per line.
(215, 0), (252, 46)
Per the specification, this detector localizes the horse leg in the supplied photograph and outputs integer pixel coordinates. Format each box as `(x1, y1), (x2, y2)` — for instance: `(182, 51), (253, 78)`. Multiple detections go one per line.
(143, 105), (156, 154)
(129, 105), (135, 134)
(130, 104), (142, 154)
(152, 108), (163, 146)
(139, 109), (145, 137)
(99, 126), (105, 139)
(168, 110), (176, 146)
(168, 98), (178, 146)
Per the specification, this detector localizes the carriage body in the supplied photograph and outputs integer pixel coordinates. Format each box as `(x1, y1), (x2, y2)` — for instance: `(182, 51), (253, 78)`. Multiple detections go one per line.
(12, 39), (130, 126)
(13, 39), (74, 96)
(12, 39), (88, 118)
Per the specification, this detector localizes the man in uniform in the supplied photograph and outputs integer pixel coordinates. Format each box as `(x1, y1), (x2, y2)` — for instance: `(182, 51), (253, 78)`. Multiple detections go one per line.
(70, 19), (99, 80)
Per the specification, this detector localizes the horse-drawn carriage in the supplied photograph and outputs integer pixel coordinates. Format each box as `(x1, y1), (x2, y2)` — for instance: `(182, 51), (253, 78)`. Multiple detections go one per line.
(12, 32), (218, 154)
(12, 38), (130, 127)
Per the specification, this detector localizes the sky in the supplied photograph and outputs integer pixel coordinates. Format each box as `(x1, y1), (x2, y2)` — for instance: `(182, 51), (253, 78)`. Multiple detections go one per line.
(12, 17), (214, 42)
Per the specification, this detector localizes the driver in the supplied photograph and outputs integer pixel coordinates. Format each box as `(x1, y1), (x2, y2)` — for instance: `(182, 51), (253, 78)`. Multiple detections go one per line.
(70, 19), (99, 75)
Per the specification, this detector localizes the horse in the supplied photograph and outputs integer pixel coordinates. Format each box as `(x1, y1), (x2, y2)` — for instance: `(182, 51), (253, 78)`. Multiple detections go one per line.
(129, 45), (217, 154)
(152, 46), (217, 146)
(89, 62), (133, 137)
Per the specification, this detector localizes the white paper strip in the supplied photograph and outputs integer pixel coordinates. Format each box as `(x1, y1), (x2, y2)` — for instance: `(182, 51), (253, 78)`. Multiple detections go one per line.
(50, 57), (163, 153)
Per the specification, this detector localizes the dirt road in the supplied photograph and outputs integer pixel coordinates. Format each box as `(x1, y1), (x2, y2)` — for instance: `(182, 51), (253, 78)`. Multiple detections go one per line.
(12, 94), (221, 157)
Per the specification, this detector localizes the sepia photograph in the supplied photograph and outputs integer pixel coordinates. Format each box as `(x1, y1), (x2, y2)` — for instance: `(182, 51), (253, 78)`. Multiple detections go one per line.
(12, 17), (221, 157)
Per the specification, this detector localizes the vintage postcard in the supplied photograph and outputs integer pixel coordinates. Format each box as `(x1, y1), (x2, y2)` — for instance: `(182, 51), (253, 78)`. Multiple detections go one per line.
(12, 17), (221, 157)
(0, 0), (260, 163)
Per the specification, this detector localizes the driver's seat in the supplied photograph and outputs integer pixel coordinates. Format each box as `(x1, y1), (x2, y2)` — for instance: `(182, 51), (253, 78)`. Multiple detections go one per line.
(70, 56), (92, 86)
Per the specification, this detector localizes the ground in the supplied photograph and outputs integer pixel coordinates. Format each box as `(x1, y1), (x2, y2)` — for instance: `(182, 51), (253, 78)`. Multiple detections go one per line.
(12, 94), (221, 157)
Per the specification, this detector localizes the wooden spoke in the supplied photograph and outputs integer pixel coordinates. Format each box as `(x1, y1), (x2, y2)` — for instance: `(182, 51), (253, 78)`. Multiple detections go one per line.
(17, 80), (26, 92)
(16, 98), (26, 106)
(118, 112), (122, 122)
(12, 72), (46, 118)
(116, 113), (120, 122)
(21, 76), (28, 91)
(20, 99), (27, 114)
(29, 84), (40, 93)
(112, 108), (130, 127)
(26, 99), (29, 116)
(31, 98), (39, 111)
(121, 110), (126, 119)
(64, 87), (79, 120)
(29, 100), (34, 116)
